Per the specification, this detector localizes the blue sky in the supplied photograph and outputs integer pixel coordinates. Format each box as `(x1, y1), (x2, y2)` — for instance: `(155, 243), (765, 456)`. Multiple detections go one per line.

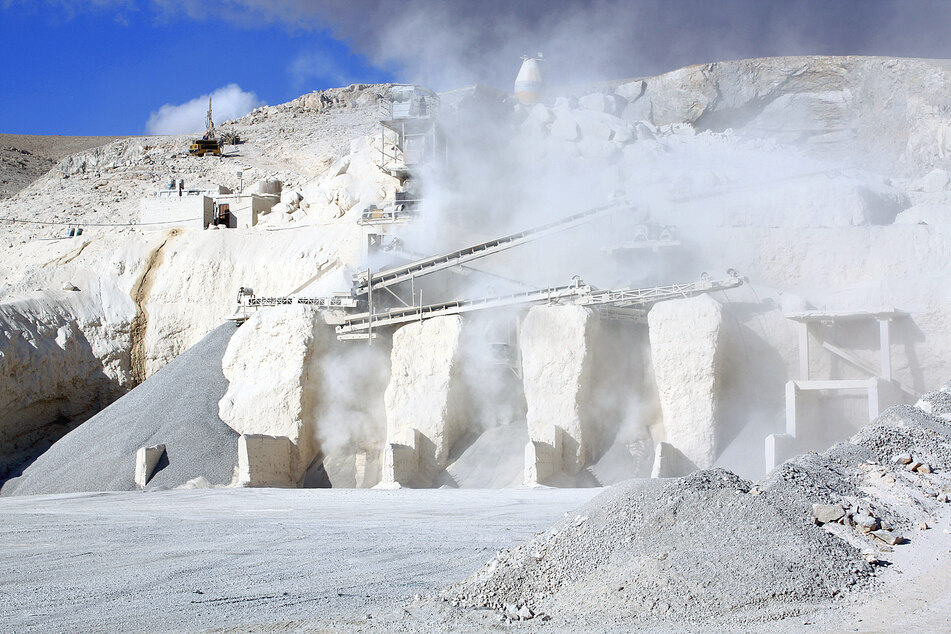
(0, 4), (393, 135)
(3, 1), (951, 136)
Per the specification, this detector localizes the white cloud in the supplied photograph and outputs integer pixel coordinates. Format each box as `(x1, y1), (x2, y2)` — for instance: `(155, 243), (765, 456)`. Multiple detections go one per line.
(145, 84), (263, 135)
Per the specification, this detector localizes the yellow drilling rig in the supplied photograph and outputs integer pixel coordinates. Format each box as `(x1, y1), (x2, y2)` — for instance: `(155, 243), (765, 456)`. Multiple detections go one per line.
(188, 97), (223, 157)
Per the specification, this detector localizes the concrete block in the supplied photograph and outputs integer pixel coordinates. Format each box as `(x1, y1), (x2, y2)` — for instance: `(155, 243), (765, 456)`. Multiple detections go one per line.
(134, 444), (166, 488)
(523, 429), (563, 487)
(765, 433), (798, 472)
(238, 434), (295, 487)
(380, 429), (421, 487)
(650, 442), (699, 478)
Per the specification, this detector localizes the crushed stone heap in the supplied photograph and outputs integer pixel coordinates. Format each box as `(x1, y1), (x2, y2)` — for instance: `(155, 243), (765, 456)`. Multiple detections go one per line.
(1, 323), (240, 496)
(442, 390), (951, 628)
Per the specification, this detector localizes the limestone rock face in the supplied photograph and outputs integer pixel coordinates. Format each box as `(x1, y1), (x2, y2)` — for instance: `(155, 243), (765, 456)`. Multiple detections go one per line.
(0, 285), (135, 478)
(383, 316), (466, 485)
(614, 56), (951, 178)
(218, 305), (327, 484)
(648, 295), (726, 469)
(294, 135), (401, 225)
(139, 225), (358, 378)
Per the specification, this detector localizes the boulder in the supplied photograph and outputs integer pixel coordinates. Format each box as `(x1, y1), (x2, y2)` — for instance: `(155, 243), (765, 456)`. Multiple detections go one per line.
(550, 117), (581, 142)
(383, 316), (466, 486)
(520, 305), (596, 480)
(578, 92), (624, 116)
(812, 503), (846, 524)
(648, 295), (727, 469)
(218, 305), (327, 486)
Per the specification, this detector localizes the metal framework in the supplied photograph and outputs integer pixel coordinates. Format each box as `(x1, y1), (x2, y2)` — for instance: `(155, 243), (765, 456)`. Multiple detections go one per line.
(336, 273), (742, 339)
(378, 85), (443, 176)
(352, 200), (626, 295)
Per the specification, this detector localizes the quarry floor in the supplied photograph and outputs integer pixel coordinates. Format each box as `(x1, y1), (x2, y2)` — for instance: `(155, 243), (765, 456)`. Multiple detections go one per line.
(1, 487), (949, 633)
(0, 487), (599, 632)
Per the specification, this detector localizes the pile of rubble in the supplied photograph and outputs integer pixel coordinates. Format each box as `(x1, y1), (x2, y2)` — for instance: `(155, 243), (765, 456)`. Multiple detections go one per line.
(441, 387), (951, 628)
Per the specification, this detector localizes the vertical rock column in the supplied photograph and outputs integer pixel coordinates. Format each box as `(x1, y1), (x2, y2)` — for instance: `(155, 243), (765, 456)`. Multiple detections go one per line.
(381, 316), (466, 487)
(520, 305), (598, 485)
(648, 294), (726, 470)
(218, 305), (327, 486)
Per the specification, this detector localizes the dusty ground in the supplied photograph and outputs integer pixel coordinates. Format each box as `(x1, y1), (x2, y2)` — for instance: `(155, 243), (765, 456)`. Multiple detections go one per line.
(0, 486), (948, 633)
(0, 133), (128, 200)
(0, 487), (598, 632)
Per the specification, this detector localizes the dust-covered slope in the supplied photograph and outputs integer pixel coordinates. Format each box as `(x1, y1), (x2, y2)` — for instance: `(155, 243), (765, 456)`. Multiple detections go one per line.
(1, 322), (240, 496)
(0, 133), (128, 200)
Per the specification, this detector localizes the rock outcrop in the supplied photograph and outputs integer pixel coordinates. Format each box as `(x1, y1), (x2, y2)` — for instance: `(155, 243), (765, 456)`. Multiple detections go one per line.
(520, 305), (653, 485)
(1, 322), (239, 495)
(613, 56), (951, 178)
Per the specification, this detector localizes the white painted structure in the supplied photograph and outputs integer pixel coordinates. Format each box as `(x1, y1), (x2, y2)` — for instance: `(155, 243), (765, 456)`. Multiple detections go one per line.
(765, 309), (912, 471)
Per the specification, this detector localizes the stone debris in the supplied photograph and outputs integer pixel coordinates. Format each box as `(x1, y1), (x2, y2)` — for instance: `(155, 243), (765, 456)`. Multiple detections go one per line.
(813, 503), (846, 524)
(871, 530), (903, 546)
(443, 402), (951, 628)
(893, 453), (913, 465)
(852, 514), (880, 533)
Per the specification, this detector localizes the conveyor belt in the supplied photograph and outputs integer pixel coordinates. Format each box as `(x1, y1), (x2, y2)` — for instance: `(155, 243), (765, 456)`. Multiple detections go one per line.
(352, 200), (627, 295)
(336, 274), (743, 338)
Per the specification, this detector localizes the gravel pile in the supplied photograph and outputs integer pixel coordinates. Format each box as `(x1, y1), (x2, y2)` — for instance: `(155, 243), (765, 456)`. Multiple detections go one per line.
(1, 323), (239, 496)
(443, 397), (951, 629)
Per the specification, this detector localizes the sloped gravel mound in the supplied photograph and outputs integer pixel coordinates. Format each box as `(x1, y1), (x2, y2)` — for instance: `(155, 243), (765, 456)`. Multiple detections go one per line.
(1, 322), (239, 496)
(445, 392), (951, 629)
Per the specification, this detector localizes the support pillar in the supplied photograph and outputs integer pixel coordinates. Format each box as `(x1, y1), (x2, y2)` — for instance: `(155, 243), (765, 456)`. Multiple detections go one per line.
(879, 318), (892, 382)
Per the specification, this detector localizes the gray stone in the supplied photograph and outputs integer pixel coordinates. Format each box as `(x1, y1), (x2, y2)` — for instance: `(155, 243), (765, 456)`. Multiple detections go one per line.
(550, 118), (580, 142)
(852, 513), (879, 532)
(812, 503), (846, 524)
(893, 453), (913, 465)
(871, 529), (902, 545)
(578, 92), (624, 116)
(517, 605), (534, 620)
(612, 125), (634, 144)
(529, 103), (554, 124)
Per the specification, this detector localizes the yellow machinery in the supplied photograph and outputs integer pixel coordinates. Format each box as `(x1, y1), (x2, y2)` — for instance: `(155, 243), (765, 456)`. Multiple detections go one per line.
(188, 139), (221, 156)
(188, 97), (223, 156)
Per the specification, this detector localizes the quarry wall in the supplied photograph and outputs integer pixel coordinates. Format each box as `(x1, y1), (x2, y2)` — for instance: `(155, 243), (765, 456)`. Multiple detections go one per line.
(5, 57), (951, 488)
